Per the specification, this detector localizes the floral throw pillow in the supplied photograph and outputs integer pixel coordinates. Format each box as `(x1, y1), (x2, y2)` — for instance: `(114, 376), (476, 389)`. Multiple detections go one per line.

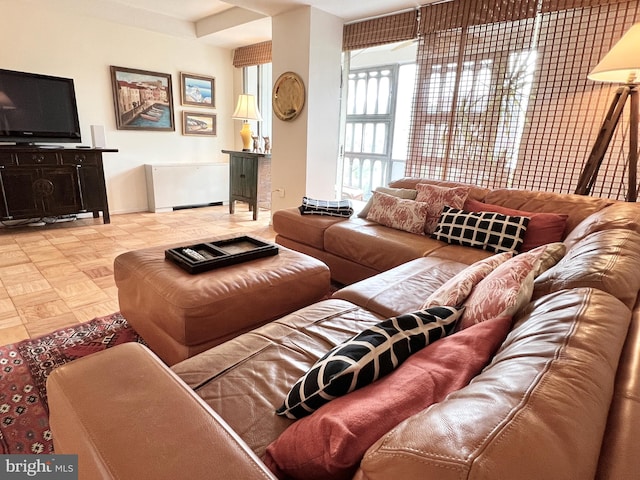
(459, 248), (545, 329)
(366, 191), (429, 235)
(358, 187), (418, 218)
(421, 252), (514, 310)
(415, 183), (470, 234)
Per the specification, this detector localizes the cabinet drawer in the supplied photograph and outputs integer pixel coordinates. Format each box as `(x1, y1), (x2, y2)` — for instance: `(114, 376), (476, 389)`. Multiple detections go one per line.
(16, 151), (59, 165)
(0, 152), (16, 166)
(61, 151), (99, 166)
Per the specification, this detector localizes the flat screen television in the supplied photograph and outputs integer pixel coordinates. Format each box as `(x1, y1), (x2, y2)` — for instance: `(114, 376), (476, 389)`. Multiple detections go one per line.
(0, 68), (81, 145)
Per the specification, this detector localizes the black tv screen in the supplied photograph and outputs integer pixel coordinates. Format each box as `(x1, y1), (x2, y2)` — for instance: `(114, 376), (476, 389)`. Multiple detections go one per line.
(0, 68), (81, 145)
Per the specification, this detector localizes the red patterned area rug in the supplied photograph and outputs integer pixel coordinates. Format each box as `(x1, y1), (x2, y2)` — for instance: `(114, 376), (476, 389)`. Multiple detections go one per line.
(0, 312), (143, 454)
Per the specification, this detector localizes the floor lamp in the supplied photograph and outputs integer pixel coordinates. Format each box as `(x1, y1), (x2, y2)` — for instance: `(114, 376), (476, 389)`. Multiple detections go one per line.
(575, 23), (640, 202)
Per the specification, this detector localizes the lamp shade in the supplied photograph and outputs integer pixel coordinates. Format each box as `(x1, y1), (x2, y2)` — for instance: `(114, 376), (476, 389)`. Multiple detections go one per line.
(232, 94), (263, 121)
(588, 23), (640, 84)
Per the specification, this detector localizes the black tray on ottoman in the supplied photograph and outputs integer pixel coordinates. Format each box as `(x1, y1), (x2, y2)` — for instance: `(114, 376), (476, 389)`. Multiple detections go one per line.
(165, 235), (279, 274)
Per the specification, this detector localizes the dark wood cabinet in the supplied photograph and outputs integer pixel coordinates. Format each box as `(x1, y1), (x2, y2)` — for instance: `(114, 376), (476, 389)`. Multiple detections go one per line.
(222, 150), (271, 220)
(0, 147), (117, 224)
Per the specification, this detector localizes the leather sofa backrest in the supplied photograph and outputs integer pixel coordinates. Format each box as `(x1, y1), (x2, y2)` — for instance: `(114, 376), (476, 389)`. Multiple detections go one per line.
(388, 178), (490, 201)
(564, 202), (640, 249)
(387, 178), (616, 239)
(483, 188), (615, 236)
(356, 288), (631, 480)
(534, 229), (640, 310)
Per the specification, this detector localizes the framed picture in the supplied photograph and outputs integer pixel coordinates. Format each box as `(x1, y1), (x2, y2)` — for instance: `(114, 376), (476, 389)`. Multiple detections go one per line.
(110, 66), (175, 131)
(182, 111), (217, 136)
(180, 72), (215, 107)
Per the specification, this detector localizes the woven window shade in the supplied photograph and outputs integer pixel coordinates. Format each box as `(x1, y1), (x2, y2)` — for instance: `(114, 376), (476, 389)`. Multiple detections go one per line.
(343, 10), (418, 51)
(233, 41), (272, 68)
(406, 0), (640, 199)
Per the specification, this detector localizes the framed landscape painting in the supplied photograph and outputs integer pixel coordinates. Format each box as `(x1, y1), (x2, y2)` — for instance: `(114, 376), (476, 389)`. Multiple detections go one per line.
(180, 72), (215, 107)
(183, 111), (217, 136)
(110, 66), (175, 131)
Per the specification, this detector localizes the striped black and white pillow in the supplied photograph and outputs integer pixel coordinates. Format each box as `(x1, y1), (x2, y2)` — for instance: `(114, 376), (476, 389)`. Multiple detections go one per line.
(432, 205), (530, 254)
(275, 306), (462, 419)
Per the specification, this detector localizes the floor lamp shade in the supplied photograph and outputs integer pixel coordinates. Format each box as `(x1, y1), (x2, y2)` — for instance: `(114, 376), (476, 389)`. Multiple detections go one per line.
(577, 23), (640, 202)
(588, 23), (640, 84)
(232, 94), (263, 151)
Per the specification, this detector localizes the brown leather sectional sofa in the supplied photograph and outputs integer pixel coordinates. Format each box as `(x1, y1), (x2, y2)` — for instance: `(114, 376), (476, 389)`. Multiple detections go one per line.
(46, 179), (640, 479)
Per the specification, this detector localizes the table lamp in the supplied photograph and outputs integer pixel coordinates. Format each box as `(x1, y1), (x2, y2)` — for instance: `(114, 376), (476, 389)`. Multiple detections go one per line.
(232, 94), (263, 151)
(576, 23), (640, 201)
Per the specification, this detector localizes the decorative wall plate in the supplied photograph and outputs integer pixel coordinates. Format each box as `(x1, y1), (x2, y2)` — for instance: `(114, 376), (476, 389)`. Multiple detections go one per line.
(273, 72), (305, 121)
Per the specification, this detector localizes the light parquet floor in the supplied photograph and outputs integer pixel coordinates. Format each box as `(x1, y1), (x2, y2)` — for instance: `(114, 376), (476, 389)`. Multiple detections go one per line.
(0, 205), (275, 344)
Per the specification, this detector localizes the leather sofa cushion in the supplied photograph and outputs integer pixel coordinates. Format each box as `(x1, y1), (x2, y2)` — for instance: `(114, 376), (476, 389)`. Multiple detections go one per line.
(534, 229), (640, 309)
(423, 243), (494, 264)
(356, 288), (631, 480)
(172, 299), (385, 459)
(333, 257), (468, 319)
(272, 207), (346, 250)
(325, 218), (447, 273)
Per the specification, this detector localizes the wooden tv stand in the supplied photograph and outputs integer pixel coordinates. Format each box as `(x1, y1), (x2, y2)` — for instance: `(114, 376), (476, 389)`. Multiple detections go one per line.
(0, 146), (117, 224)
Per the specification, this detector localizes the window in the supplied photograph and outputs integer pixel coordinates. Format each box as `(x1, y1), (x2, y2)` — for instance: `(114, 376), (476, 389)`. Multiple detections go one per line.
(242, 63), (272, 148)
(340, 44), (417, 200)
(407, 0), (640, 200)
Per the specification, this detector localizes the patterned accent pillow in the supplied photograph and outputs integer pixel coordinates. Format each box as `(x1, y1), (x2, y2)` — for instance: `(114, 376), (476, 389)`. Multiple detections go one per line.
(366, 191), (429, 234)
(358, 186), (418, 218)
(421, 252), (514, 309)
(432, 205), (530, 254)
(275, 306), (463, 419)
(415, 183), (470, 234)
(459, 248), (543, 329)
(463, 198), (569, 252)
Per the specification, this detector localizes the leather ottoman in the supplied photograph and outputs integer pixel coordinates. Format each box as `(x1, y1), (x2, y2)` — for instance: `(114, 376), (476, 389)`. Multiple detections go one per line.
(114, 239), (331, 365)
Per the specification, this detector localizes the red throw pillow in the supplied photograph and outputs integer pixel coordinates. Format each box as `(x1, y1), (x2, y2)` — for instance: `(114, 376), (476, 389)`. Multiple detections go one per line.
(263, 316), (513, 480)
(463, 198), (568, 252)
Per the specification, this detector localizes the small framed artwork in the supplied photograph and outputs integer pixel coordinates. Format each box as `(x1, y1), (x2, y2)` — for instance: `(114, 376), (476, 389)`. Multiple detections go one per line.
(183, 111), (217, 136)
(180, 72), (215, 107)
(110, 66), (175, 131)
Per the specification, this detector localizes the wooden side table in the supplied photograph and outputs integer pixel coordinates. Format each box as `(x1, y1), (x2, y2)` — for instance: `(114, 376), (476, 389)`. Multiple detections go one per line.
(222, 150), (271, 220)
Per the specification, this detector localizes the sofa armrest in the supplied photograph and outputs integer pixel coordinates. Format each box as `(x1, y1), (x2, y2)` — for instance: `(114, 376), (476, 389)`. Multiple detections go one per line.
(46, 342), (276, 480)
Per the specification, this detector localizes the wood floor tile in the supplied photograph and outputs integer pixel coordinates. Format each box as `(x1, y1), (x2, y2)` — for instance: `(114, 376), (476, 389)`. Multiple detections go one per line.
(25, 314), (80, 338)
(0, 324), (30, 344)
(73, 299), (120, 323)
(0, 298), (18, 319)
(63, 291), (111, 310)
(0, 262), (41, 277)
(0, 250), (31, 267)
(0, 314), (23, 330)
(5, 278), (52, 297)
(11, 288), (67, 308)
(37, 263), (82, 280)
(18, 300), (71, 323)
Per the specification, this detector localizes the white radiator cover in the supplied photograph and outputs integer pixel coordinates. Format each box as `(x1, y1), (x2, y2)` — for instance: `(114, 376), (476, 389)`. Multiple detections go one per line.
(145, 163), (229, 212)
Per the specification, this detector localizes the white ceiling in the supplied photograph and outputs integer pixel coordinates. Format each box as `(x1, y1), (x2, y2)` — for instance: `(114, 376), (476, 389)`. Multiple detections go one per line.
(32, 0), (425, 49)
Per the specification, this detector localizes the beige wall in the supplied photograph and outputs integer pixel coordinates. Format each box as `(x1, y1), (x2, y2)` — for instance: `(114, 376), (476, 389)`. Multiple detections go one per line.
(271, 7), (342, 213)
(0, 2), (235, 214)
